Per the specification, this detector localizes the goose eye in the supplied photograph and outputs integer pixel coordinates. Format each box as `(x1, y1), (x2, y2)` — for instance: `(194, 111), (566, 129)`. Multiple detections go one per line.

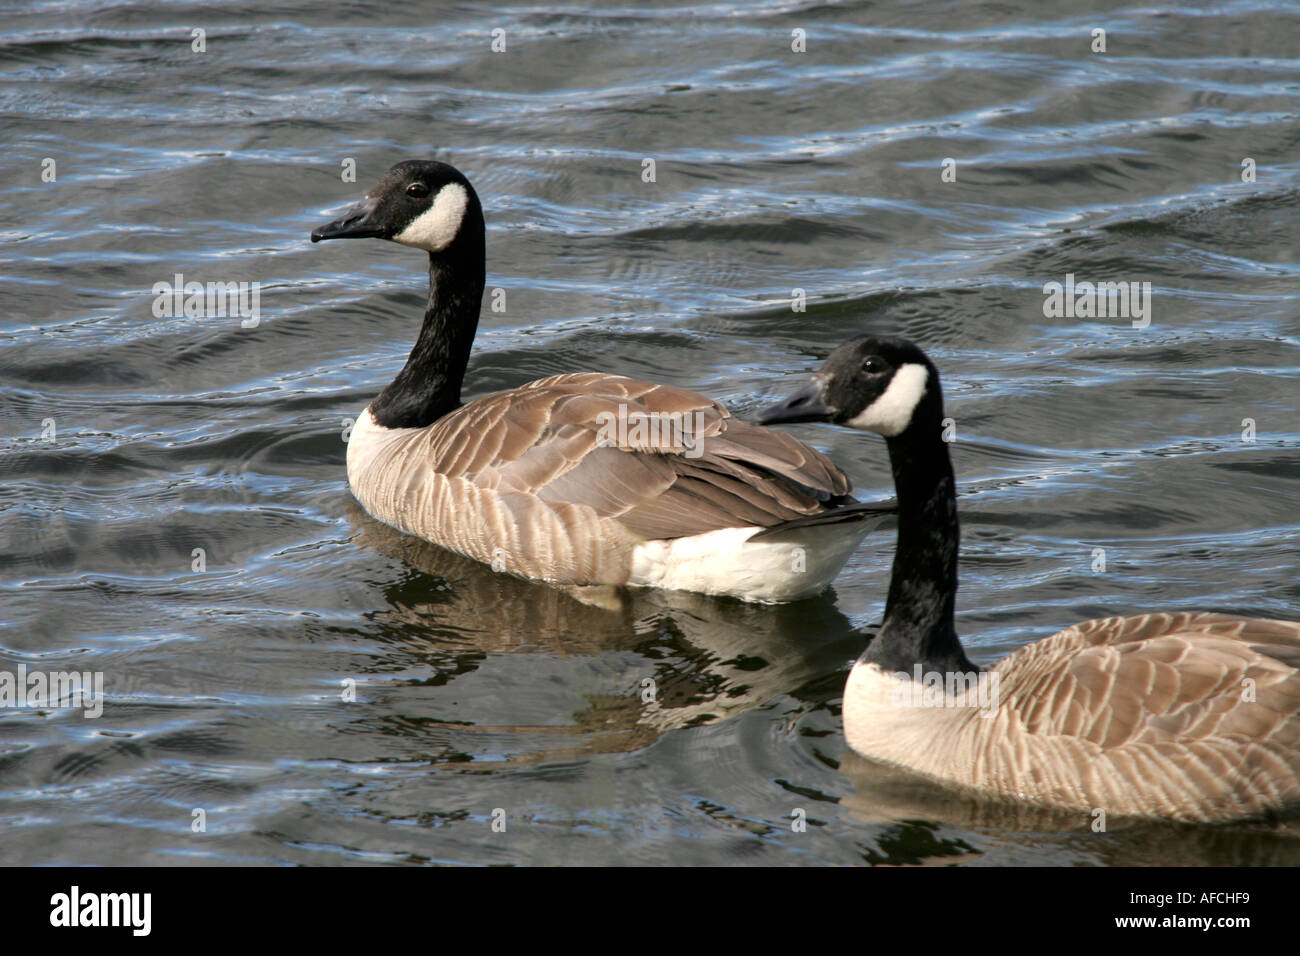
(862, 357), (884, 374)
(406, 182), (430, 199)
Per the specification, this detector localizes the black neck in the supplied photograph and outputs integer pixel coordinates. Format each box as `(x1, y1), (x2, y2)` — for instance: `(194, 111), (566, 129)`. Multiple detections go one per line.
(369, 238), (486, 430)
(861, 416), (977, 676)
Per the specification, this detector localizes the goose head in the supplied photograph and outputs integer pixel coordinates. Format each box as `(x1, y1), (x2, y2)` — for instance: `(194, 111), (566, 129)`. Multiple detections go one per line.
(310, 160), (484, 255)
(757, 335), (942, 439)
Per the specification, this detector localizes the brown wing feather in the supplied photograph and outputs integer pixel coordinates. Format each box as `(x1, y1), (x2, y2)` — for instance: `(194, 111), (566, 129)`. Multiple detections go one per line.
(430, 373), (857, 539)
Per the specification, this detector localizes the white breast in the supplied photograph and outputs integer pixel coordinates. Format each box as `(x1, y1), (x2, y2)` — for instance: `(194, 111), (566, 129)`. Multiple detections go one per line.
(346, 406), (412, 491)
(843, 660), (992, 773)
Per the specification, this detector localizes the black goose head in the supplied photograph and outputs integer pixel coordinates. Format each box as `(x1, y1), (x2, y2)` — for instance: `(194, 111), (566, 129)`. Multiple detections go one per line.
(310, 160), (484, 256)
(757, 335), (943, 439)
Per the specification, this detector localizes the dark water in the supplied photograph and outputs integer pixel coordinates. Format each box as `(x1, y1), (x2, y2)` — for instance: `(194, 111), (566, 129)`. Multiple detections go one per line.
(2, 0), (1298, 865)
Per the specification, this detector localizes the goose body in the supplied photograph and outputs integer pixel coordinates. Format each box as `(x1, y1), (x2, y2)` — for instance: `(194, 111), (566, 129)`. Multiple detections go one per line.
(313, 161), (884, 602)
(759, 335), (1300, 821)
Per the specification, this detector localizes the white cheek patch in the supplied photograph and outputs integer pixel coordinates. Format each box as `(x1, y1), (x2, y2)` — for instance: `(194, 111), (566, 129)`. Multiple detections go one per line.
(846, 362), (928, 436)
(393, 182), (469, 252)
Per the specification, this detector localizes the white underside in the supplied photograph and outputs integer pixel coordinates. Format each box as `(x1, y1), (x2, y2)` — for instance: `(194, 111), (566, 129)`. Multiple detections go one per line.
(628, 522), (868, 603)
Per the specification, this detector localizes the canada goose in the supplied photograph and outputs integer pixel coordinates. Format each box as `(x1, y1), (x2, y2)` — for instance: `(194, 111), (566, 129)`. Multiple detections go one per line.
(310, 160), (889, 602)
(758, 335), (1300, 822)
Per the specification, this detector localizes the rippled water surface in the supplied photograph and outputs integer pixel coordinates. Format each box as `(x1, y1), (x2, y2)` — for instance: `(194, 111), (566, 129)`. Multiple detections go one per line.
(2, 0), (1298, 865)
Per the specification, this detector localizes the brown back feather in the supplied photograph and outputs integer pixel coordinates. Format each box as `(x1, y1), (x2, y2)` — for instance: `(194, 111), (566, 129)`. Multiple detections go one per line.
(430, 373), (857, 540)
